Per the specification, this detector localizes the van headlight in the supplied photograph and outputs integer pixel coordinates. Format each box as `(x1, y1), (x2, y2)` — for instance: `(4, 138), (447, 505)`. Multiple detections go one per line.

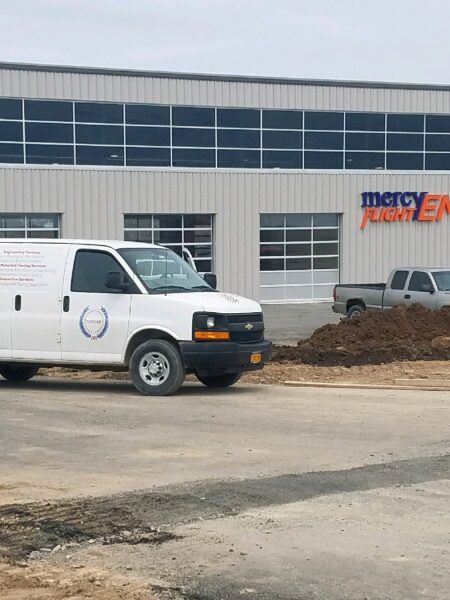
(192, 313), (229, 341)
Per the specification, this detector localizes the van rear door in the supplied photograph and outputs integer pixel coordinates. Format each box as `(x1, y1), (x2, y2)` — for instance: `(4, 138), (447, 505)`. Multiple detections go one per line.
(60, 247), (133, 363)
(0, 245), (13, 359)
(9, 243), (69, 360)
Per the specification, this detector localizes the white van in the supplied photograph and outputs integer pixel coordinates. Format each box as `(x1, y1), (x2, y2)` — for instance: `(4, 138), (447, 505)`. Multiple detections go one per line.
(0, 240), (272, 395)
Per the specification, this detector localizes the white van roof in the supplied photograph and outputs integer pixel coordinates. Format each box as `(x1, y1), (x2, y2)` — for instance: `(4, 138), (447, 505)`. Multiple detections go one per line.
(0, 238), (161, 250)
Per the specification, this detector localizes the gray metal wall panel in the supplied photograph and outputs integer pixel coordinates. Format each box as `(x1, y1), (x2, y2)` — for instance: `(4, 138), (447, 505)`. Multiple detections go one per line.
(1, 166), (450, 300)
(3, 66), (450, 112)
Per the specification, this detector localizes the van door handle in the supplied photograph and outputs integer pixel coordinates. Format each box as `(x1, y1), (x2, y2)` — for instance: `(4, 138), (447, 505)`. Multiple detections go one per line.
(404, 294), (411, 299)
(63, 296), (70, 312)
(14, 295), (22, 311)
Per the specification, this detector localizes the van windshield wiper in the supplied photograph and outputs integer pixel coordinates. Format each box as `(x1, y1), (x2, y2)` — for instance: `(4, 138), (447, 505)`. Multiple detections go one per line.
(190, 285), (213, 291)
(152, 285), (190, 292)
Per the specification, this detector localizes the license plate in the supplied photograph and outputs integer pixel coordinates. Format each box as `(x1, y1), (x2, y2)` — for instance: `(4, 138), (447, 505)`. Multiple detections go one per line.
(250, 352), (262, 364)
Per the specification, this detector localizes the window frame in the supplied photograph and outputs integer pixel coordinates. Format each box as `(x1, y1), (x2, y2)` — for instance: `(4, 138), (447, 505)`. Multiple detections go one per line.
(70, 248), (140, 294)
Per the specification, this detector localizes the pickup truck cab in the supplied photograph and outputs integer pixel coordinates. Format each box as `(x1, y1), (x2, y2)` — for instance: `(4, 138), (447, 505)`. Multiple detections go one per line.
(333, 267), (450, 318)
(0, 240), (272, 395)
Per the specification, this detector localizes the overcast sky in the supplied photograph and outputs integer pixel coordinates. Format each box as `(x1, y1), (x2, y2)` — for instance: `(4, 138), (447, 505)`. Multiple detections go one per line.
(0, 0), (447, 84)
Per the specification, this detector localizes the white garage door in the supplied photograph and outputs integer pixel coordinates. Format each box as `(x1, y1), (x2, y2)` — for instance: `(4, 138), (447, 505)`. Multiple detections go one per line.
(260, 213), (340, 302)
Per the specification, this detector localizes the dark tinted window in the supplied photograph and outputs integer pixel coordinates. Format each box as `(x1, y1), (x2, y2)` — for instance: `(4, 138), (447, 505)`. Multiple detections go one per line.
(260, 258), (285, 271)
(408, 271), (433, 291)
(153, 215), (182, 228)
(184, 214), (212, 228)
(0, 143), (23, 163)
(76, 146), (124, 166)
(387, 114), (423, 132)
(72, 251), (129, 293)
(387, 133), (423, 151)
(313, 228), (338, 241)
(154, 230), (182, 244)
(125, 126), (170, 146)
(24, 100), (73, 122)
(260, 229), (284, 242)
(313, 214), (339, 227)
(217, 129), (260, 148)
(345, 152), (385, 169)
(425, 153), (450, 170)
(426, 134), (450, 151)
(286, 229), (311, 241)
(286, 243), (311, 256)
(304, 131), (343, 149)
(0, 98), (22, 120)
(386, 153), (423, 170)
(260, 214), (284, 227)
(76, 124), (123, 145)
(172, 148), (215, 167)
(262, 130), (301, 149)
(26, 122), (73, 143)
(304, 111), (344, 130)
(286, 214), (312, 227)
(26, 144), (74, 165)
(172, 106), (215, 127)
(217, 149), (260, 168)
(390, 270), (409, 290)
(346, 112), (385, 131)
(217, 108), (260, 128)
(346, 132), (384, 150)
(125, 104), (169, 125)
(126, 147), (170, 167)
(262, 150), (302, 169)
(304, 151), (343, 169)
(0, 121), (23, 142)
(172, 127), (215, 147)
(262, 110), (302, 129)
(287, 258), (312, 270)
(426, 115), (450, 133)
(313, 257), (338, 269)
(75, 102), (123, 124)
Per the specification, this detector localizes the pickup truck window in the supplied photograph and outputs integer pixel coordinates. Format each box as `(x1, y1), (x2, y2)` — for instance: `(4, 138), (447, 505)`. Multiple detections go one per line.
(390, 270), (409, 290)
(432, 271), (450, 291)
(408, 271), (432, 292)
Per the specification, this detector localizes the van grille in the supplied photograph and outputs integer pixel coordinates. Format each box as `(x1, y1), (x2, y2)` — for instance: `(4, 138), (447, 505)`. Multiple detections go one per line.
(227, 313), (264, 344)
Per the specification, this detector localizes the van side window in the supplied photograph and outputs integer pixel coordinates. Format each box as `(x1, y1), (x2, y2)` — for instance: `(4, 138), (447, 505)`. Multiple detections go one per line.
(390, 270), (409, 290)
(72, 250), (130, 293)
(408, 271), (432, 292)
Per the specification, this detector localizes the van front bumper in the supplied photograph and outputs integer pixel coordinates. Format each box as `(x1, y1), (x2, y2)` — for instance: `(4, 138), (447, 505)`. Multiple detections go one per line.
(179, 339), (272, 376)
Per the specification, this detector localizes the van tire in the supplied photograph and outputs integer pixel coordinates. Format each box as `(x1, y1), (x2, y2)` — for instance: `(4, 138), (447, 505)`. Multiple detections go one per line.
(347, 303), (365, 319)
(129, 339), (185, 396)
(196, 372), (241, 388)
(0, 365), (39, 382)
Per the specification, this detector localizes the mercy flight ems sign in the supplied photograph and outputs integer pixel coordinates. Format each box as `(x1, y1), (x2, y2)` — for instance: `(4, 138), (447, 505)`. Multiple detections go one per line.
(360, 192), (450, 229)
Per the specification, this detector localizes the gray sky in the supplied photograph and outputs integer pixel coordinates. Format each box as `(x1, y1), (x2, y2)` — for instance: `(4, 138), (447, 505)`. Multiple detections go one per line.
(0, 0), (447, 84)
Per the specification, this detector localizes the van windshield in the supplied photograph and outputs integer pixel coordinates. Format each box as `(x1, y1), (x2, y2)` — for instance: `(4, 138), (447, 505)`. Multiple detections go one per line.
(118, 247), (213, 294)
(432, 271), (450, 291)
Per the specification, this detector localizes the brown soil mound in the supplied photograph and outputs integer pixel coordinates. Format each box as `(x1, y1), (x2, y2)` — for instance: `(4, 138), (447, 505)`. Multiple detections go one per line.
(273, 304), (450, 366)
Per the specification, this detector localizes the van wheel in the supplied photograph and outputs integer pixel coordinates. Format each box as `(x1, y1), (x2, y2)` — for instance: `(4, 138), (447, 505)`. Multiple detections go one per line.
(196, 372), (241, 388)
(0, 365), (39, 382)
(347, 303), (365, 319)
(129, 340), (185, 396)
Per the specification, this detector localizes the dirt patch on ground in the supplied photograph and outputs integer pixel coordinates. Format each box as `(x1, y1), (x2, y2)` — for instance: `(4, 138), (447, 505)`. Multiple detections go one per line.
(243, 359), (450, 386)
(0, 561), (156, 600)
(273, 304), (450, 366)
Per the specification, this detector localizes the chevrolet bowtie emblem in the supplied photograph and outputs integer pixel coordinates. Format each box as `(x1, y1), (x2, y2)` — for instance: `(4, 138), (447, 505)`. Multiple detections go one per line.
(245, 322), (254, 330)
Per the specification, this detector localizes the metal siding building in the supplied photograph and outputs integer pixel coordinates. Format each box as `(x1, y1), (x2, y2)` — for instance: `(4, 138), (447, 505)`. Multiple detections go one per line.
(1, 62), (450, 301)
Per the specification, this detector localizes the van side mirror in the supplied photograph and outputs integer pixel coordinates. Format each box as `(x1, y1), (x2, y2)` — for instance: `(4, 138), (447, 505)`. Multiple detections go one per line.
(105, 270), (130, 292)
(203, 272), (217, 290)
(421, 282), (434, 294)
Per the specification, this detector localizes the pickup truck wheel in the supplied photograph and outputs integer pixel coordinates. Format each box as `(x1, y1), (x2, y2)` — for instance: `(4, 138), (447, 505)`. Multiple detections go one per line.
(129, 340), (185, 396)
(196, 372), (241, 388)
(347, 304), (365, 319)
(0, 365), (39, 382)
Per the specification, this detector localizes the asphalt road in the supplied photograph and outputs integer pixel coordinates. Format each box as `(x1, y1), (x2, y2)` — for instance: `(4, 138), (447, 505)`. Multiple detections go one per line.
(0, 377), (449, 599)
(262, 302), (341, 344)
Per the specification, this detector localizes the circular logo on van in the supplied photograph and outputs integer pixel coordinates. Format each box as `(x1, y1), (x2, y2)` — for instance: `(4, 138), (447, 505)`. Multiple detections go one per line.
(79, 306), (109, 340)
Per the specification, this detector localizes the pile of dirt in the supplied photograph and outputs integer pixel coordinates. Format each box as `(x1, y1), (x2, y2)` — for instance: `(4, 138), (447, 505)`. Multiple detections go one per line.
(273, 304), (450, 366)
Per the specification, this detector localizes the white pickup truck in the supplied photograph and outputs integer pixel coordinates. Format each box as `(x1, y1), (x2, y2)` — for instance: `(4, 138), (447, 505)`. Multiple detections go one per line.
(0, 239), (272, 395)
(333, 267), (450, 318)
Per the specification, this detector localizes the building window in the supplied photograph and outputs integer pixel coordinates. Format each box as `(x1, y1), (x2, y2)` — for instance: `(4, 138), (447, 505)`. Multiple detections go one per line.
(259, 213), (339, 302)
(0, 213), (60, 238)
(1, 96), (450, 171)
(124, 214), (213, 273)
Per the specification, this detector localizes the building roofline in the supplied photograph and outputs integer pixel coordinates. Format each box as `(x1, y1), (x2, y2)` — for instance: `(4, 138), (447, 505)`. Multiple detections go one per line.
(0, 60), (450, 92)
